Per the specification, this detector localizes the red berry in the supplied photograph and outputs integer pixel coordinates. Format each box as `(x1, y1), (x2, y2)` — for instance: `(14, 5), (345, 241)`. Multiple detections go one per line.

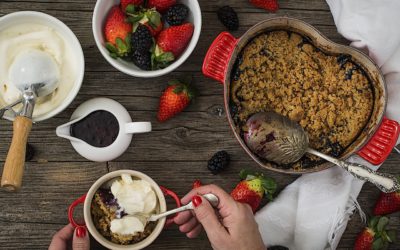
(354, 228), (375, 250)
(120, 0), (143, 12)
(147, 0), (176, 13)
(373, 191), (400, 215)
(249, 0), (279, 12)
(157, 23), (194, 57)
(104, 6), (132, 45)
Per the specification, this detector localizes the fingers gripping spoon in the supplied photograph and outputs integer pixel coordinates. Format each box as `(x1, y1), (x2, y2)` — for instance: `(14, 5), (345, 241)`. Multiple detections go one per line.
(1, 49), (60, 191)
(244, 112), (400, 193)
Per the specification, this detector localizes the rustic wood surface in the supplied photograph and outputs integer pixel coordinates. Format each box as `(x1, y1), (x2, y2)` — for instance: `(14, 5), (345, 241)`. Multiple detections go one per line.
(0, 0), (399, 249)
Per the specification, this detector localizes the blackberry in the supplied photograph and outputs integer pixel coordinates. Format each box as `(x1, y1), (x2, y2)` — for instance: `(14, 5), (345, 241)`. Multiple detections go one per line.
(166, 4), (189, 26)
(132, 50), (152, 70)
(131, 24), (153, 52)
(217, 6), (239, 31)
(25, 143), (35, 162)
(207, 151), (230, 174)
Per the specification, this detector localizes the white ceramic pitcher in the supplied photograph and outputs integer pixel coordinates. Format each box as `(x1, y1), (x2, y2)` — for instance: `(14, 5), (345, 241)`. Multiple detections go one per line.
(56, 98), (151, 162)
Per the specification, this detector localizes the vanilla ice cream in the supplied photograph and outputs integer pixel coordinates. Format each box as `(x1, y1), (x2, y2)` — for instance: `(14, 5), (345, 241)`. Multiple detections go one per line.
(0, 23), (78, 118)
(110, 174), (157, 235)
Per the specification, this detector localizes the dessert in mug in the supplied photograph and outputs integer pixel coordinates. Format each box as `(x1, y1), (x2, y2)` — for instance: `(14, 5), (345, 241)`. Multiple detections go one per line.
(231, 30), (374, 170)
(91, 174), (158, 244)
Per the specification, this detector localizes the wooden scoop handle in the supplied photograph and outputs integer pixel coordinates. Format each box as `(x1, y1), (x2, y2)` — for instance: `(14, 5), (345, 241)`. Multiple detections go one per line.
(1, 116), (32, 192)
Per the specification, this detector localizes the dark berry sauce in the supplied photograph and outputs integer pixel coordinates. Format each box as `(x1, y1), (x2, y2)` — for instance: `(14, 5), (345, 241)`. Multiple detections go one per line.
(71, 110), (119, 148)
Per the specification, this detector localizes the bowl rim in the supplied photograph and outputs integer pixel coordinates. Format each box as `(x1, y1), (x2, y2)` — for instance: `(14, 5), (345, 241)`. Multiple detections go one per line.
(92, 0), (202, 78)
(0, 11), (85, 122)
(83, 170), (167, 250)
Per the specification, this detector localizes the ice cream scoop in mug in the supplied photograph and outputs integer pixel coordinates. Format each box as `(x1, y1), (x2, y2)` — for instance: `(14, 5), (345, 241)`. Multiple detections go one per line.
(56, 98), (151, 162)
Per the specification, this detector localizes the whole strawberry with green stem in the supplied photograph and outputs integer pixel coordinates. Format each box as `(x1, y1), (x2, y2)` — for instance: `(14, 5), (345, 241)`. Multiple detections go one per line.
(104, 6), (132, 58)
(354, 216), (396, 250)
(374, 176), (400, 216)
(153, 23), (194, 68)
(231, 169), (277, 212)
(249, 0), (279, 12)
(157, 79), (197, 122)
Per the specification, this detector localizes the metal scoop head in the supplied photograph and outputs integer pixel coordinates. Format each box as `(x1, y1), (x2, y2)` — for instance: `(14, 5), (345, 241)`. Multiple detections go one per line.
(9, 49), (60, 98)
(244, 112), (309, 165)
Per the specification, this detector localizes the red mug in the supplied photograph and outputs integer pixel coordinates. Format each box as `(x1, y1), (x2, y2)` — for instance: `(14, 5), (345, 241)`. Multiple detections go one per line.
(68, 170), (181, 250)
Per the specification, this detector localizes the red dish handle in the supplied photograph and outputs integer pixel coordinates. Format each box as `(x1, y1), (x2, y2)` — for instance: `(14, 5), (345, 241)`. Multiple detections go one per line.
(202, 32), (239, 84)
(68, 194), (87, 228)
(160, 186), (181, 228)
(358, 117), (400, 165)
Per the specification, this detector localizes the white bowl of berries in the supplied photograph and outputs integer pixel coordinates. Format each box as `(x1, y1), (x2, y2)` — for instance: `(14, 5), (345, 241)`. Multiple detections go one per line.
(93, 0), (201, 78)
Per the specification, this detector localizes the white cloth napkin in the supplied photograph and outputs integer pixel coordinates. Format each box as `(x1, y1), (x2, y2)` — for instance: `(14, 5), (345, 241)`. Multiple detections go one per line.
(255, 0), (400, 249)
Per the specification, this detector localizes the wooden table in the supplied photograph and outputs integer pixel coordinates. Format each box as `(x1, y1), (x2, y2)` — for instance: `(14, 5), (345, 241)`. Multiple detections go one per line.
(0, 0), (399, 249)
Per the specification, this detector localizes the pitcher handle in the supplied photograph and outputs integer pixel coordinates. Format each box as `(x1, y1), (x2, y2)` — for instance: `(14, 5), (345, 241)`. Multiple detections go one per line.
(202, 32), (239, 84)
(125, 122), (152, 134)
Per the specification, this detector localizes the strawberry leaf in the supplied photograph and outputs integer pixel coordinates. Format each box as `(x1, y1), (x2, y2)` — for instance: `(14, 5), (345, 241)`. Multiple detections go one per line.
(106, 42), (118, 53)
(147, 11), (161, 29)
(127, 14), (144, 24)
(387, 230), (396, 243)
(173, 85), (184, 94)
(261, 177), (277, 194)
(369, 216), (380, 229)
(239, 169), (254, 180)
(265, 192), (274, 201)
(125, 4), (136, 14)
(372, 237), (384, 250)
(377, 216), (389, 233)
(168, 79), (182, 86)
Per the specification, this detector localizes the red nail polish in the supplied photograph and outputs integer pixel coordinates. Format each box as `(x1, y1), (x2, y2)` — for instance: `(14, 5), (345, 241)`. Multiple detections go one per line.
(192, 195), (202, 207)
(76, 226), (86, 238)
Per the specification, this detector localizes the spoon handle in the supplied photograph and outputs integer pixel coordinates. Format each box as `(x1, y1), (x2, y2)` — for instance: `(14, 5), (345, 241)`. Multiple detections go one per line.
(307, 148), (400, 193)
(149, 203), (193, 222)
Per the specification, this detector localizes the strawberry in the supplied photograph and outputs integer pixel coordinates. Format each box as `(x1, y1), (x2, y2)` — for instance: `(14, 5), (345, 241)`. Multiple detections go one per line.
(147, 0), (176, 13)
(373, 178), (400, 215)
(104, 6), (132, 58)
(154, 23), (193, 63)
(355, 228), (375, 250)
(120, 0), (143, 12)
(157, 79), (197, 122)
(354, 216), (396, 250)
(127, 8), (163, 37)
(230, 169), (276, 212)
(192, 180), (202, 189)
(249, 0), (279, 12)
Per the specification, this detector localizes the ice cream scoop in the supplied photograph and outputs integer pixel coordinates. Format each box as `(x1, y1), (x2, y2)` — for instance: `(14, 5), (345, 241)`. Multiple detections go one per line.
(1, 49), (60, 192)
(244, 111), (400, 193)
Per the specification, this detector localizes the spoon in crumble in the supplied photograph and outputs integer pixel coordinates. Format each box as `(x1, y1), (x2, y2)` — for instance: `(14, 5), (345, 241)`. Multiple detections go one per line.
(244, 111), (400, 193)
(131, 193), (220, 223)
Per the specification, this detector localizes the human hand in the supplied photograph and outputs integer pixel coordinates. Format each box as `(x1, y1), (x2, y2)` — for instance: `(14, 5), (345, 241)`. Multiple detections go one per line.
(174, 184), (265, 250)
(48, 224), (89, 250)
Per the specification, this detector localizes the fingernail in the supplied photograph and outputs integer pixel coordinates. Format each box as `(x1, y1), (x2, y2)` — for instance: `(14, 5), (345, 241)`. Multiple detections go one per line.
(76, 226), (86, 238)
(192, 195), (202, 207)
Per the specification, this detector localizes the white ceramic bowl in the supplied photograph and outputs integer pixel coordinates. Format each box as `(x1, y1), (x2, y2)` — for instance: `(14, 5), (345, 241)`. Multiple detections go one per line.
(92, 0), (202, 78)
(0, 11), (85, 122)
(68, 170), (180, 250)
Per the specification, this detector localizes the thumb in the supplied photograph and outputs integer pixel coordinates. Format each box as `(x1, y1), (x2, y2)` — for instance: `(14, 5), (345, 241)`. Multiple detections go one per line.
(192, 195), (228, 242)
(72, 226), (90, 250)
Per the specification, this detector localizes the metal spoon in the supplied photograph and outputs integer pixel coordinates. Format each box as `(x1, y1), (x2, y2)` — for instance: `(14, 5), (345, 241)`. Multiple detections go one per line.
(1, 49), (60, 192)
(133, 193), (220, 222)
(244, 111), (400, 193)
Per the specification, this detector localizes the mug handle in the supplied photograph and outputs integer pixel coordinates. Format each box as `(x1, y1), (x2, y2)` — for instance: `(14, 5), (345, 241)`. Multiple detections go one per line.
(68, 194), (87, 228)
(125, 122), (152, 134)
(160, 186), (181, 228)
